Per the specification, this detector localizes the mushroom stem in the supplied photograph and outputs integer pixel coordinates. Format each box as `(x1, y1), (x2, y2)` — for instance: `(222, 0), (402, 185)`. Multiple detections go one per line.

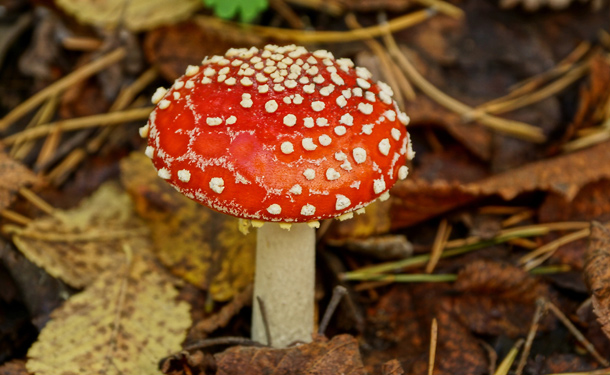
(252, 222), (315, 348)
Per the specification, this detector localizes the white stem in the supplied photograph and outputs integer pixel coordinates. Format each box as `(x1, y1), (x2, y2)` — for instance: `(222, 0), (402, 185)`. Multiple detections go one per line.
(251, 222), (315, 348)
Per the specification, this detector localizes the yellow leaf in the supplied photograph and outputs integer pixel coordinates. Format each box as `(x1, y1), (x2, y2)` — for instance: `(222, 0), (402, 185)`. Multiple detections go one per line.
(27, 252), (191, 375)
(121, 152), (255, 301)
(56, 0), (202, 32)
(8, 183), (149, 288)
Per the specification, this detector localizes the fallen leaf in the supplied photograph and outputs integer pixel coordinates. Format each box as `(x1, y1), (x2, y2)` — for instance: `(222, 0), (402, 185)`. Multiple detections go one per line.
(143, 21), (248, 82)
(26, 253), (191, 375)
(0, 150), (38, 212)
(8, 183), (149, 289)
(121, 152), (255, 301)
(215, 334), (366, 375)
(364, 284), (488, 375)
(539, 179), (610, 223)
(55, 0), (202, 32)
(391, 141), (610, 228)
(452, 259), (552, 337)
(584, 222), (610, 341)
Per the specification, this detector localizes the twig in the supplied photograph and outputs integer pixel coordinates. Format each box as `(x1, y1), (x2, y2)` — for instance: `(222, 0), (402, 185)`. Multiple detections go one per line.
(381, 28), (546, 142)
(10, 95), (58, 160)
(515, 299), (546, 375)
(520, 228), (590, 270)
(0, 48), (126, 131)
(189, 284), (253, 339)
(194, 9), (434, 44)
(3, 107), (153, 145)
(18, 187), (55, 215)
(494, 339), (524, 375)
(414, 0), (464, 18)
(544, 299), (610, 367)
(343, 222), (588, 278)
(428, 318), (438, 375)
(0, 209), (32, 226)
(508, 41), (591, 97)
(256, 296), (272, 347)
(182, 337), (266, 352)
(344, 13), (415, 106)
(468, 62), (590, 118)
(479, 340), (498, 375)
(501, 209), (534, 227)
(268, 0), (306, 29)
(318, 285), (348, 335)
(343, 273), (457, 283)
(426, 219), (451, 274)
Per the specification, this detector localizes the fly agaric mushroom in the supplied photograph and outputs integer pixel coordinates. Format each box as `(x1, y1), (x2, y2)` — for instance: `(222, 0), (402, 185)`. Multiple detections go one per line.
(140, 44), (413, 348)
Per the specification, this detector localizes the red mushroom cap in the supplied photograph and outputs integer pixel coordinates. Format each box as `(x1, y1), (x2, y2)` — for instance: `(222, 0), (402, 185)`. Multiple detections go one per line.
(141, 44), (413, 223)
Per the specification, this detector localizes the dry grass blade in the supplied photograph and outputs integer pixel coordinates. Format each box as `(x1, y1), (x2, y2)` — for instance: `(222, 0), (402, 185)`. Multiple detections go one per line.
(414, 0), (464, 18)
(381, 24), (545, 142)
(544, 299), (610, 367)
(468, 62), (590, 118)
(494, 339), (524, 375)
(428, 318), (438, 375)
(344, 13), (415, 106)
(18, 187), (55, 215)
(520, 228), (590, 270)
(3, 107), (153, 145)
(195, 9), (433, 44)
(0, 48), (126, 131)
(425, 219), (451, 274)
(0, 209), (32, 225)
(515, 299), (546, 375)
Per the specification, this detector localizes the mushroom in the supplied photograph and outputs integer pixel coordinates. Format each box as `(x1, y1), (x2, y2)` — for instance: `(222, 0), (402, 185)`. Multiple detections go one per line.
(140, 44), (414, 348)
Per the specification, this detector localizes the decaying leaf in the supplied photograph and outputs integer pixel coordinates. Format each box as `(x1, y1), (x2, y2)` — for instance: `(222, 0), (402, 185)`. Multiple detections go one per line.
(392, 141), (610, 227)
(584, 222), (610, 341)
(144, 21), (257, 82)
(55, 0), (201, 32)
(0, 150), (38, 212)
(452, 259), (552, 337)
(7, 183), (149, 289)
(27, 253), (191, 375)
(121, 152), (255, 301)
(365, 284), (488, 375)
(215, 334), (366, 375)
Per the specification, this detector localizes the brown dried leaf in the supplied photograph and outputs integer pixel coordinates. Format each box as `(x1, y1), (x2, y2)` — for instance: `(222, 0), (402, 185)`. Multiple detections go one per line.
(390, 179), (478, 228)
(56, 0), (202, 32)
(391, 141), (610, 228)
(539, 179), (610, 223)
(584, 222), (610, 341)
(144, 21), (262, 82)
(121, 152), (255, 301)
(364, 285), (487, 375)
(476, 140), (610, 201)
(26, 253), (191, 375)
(452, 259), (552, 337)
(9, 183), (149, 289)
(215, 334), (366, 375)
(0, 150), (38, 212)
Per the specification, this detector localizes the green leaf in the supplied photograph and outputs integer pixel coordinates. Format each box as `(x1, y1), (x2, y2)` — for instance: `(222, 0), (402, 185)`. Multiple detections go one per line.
(204, 0), (268, 22)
